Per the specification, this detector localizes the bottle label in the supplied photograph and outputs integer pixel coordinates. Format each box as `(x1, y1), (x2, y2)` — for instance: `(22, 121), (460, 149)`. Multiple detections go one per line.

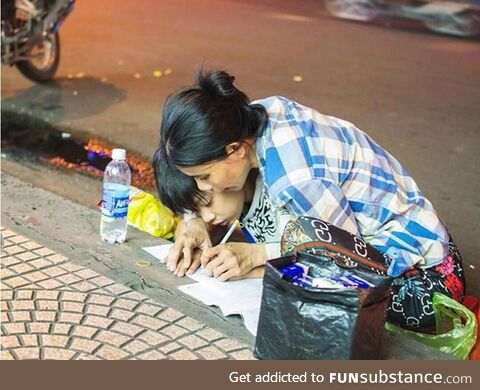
(102, 186), (130, 219)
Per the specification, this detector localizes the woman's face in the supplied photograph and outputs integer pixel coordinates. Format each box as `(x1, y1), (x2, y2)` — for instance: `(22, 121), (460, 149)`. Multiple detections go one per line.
(198, 189), (245, 226)
(178, 144), (252, 193)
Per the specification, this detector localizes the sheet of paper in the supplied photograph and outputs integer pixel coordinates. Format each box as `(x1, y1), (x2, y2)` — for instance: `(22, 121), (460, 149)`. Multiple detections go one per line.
(143, 243), (262, 335)
(143, 243), (172, 262)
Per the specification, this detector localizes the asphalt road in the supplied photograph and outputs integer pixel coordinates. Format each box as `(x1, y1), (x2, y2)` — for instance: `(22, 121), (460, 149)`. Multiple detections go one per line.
(2, 0), (479, 291)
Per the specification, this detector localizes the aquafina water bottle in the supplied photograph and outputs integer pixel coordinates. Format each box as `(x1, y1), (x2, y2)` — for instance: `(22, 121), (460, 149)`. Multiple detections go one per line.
(101, 148), (131, 244)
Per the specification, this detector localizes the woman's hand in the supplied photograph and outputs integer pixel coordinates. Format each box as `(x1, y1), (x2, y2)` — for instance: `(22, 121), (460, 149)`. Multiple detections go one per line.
(165, 218), (211, 274)
(200, 243), (267, 281)
(172, 248), (203, 277)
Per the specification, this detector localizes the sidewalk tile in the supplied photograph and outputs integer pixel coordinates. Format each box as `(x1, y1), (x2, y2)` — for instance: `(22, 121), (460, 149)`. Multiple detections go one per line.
(74, 268), (101, 280)
(88, 294), (115, 306)
(62, 301), (84, 313)
(228, 349), (256, 360)
(109, 322), (144, 337)
(36, 300), (60, 311)
(169, 349), (199, 360)
(157, 307), (184, 322)
(131, 315), (167, 330)
(24, 271), (50, 283)
(2, 269), (16, 278)
(196, 328), (224, 342)
(45, 253), (68, 264)
(158, 342), (181, 354)
(9, 235), (29, 244)
(73, 325), (99, 339)
(10, 263), (35, 274)
(69, 281), (99, 292)
(20, 335), (39, 347)
(41, 335), (69, 348)
(159, 324), (189, 339)
(96, 345), (129, 360)
(177, 335), (208, 350)
(62, 292), (88, 302)
(33, 247), (55, 257)
(56, 273), (83, 285)
(29, 322), (51, 334)
(43, 347), (76, 360)
(4, 276), (30, 288)
(52, 324), (72, 335)
(113, 298), (138, 311)
(5, 246), (27, 255)
(12, 347), (40, 359)
(1, 229), (16, 238)
(136, 350), (166, 360)
(109, 308), (135, 322)
(11, 311), (32, 322)
(35, 290), (60, 300)
(175, 317), (204, 332)
(86, 304), (110, 317)
(214, 338), (249, 352)
(3, 323), (27, 335)
(34, 311), (57, 322)
(0, 350), (15, 360)
(37, 279), (64, 290)
(197, 346), (227, 360)
(95, 330), (129, 347)
(16, 252), (39, 261)
(1, 256), (21, 267)
(136, 303), (163, 316)
(69, 338), (101, 354)
(123, 340), (150, 354)
(137, 330), (170, 346)
(82, 315), (113, 329)
(59, 312), (84, 324)
(15, 290), (34, 300)
(20, 241), (43, 250)
(1, 335), (21, 349)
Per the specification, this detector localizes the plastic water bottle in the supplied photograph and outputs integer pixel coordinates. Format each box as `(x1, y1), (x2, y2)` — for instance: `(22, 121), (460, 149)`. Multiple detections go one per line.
(100, 149), (131, 244)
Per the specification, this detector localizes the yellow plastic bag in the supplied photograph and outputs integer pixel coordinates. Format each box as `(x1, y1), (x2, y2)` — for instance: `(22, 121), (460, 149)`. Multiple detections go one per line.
(385, 292), (477, 360)
(127, 186), (179, 239)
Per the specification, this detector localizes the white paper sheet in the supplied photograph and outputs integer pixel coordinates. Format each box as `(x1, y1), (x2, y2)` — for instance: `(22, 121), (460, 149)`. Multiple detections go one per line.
(143, 244), (263, 335)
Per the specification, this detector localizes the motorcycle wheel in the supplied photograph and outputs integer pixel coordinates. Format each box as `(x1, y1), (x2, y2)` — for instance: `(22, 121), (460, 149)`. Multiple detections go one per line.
(16, 32), (60, 83)
(424, 11), (480, 37)
(325, 0), (379, 22)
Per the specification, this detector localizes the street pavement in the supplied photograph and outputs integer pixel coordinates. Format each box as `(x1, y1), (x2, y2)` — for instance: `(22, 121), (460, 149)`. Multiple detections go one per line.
(1, 226), (253, 360)
(1, 0), (479, 360)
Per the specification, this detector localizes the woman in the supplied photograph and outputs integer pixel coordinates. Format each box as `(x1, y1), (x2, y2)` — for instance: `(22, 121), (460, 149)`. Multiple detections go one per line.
(156, 69), (465, 327)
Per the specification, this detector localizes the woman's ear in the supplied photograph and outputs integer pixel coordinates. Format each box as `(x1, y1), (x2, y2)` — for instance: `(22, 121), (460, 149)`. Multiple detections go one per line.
(225, 142), (247, 160)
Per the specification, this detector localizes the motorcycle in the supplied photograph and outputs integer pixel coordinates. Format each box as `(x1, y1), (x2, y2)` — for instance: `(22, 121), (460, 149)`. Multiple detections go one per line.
(325, 0), (480, 37)
(1, 0), (75, 83)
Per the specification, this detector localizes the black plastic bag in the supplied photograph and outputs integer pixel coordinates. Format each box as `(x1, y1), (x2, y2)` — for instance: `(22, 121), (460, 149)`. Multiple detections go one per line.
(254, 248), (392, 360)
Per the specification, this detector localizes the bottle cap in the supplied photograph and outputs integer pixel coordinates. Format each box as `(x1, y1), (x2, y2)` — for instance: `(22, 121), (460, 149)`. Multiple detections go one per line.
(112, 148), (126, 160)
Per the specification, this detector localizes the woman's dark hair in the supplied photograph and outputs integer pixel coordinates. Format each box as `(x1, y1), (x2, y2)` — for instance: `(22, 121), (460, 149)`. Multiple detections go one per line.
(152, 145), (207, 215)
(159, 69), (268, 167)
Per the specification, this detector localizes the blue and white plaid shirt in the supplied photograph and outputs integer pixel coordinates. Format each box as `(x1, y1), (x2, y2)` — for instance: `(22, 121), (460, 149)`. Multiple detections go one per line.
(254, 96), (450, 276)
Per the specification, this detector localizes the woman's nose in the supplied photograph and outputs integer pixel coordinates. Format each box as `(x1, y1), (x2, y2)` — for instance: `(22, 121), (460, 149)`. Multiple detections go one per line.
(196, 179), (213, 192)
(201, 210), (215, 223)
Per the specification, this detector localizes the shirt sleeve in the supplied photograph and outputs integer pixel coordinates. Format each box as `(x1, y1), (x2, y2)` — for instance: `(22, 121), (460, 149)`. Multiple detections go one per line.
(277, 179), (362, 237)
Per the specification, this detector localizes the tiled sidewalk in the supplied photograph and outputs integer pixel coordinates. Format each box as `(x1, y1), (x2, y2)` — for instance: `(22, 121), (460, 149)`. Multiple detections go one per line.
(0, 227), (254, 360)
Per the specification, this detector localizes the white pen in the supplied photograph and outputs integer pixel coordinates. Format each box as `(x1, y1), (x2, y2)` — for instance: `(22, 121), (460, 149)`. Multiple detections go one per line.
(219, 220), (240, 245)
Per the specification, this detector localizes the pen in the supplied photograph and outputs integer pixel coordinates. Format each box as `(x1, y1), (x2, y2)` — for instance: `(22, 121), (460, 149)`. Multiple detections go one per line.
(219, 220), (240, 245)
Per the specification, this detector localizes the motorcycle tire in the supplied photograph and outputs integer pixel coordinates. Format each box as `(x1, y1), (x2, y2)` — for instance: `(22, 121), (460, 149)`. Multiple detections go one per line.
(16, 32), (60, 83)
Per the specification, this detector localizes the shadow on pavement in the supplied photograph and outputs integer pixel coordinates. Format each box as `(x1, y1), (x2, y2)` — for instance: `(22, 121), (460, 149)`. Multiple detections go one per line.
(2, 76), (126, 124)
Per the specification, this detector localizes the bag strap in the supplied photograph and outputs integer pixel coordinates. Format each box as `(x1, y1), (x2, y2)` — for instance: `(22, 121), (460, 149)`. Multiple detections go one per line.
(292, 241), (420, 277)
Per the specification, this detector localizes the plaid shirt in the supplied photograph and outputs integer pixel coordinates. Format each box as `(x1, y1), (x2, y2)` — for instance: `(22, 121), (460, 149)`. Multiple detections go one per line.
(254, 96), (449, 276)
